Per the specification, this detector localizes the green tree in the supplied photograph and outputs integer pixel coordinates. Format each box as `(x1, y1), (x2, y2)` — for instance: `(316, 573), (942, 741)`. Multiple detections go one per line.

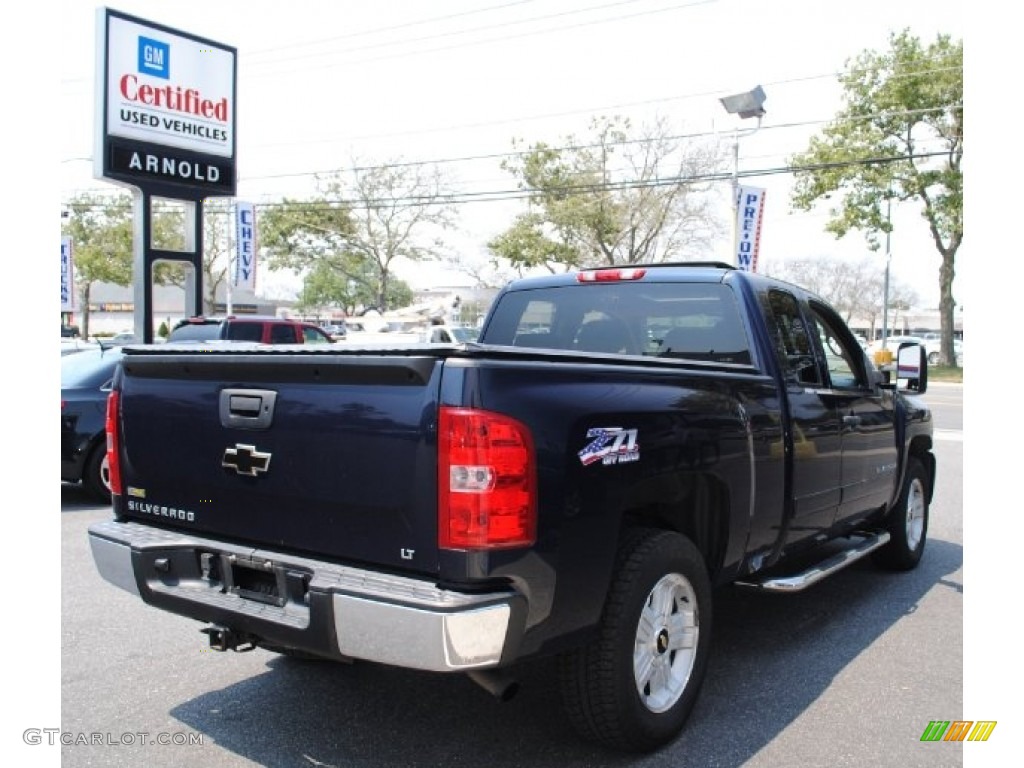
(62, 193), (133, 338)
(259, 160), (456, 311)
(765, 255), (918, 339)
(63, 193), (232, 334)
(295, 259), (413, 315)
(489, 115), (725, 272)
(150, 199), (234, 315)
(789, 30), (962, 365)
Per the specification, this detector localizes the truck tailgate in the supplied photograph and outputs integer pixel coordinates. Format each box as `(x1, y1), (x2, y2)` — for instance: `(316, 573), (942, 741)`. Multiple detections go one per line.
(115, 351), (442, 574)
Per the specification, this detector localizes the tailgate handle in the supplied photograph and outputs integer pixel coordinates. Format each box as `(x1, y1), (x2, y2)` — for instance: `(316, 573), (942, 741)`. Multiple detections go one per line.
(220, 388), (277, 430)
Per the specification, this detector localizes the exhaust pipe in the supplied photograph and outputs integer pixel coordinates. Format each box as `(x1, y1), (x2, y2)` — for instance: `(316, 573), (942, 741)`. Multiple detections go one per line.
(467, 669), (520, 702)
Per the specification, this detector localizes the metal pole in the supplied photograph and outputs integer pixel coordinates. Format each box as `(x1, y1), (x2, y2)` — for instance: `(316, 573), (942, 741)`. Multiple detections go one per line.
(727, 117), (761, 269)
(226, 201), (234, 315)
(731, 131), (740, 265)
(881, 196), (891, 347)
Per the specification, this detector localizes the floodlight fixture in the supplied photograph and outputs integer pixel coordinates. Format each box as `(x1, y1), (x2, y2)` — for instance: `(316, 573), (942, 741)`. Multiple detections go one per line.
(719, 86), (767, 120)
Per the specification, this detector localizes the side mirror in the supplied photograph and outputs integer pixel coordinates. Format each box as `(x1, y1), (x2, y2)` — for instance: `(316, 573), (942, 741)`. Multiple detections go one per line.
(895, 343), (928, 394)
(876, 343), (928, 393)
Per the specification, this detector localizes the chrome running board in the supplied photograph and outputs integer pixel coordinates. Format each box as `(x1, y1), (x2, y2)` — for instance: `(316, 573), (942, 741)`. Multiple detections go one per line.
(734, 531), (891, 593)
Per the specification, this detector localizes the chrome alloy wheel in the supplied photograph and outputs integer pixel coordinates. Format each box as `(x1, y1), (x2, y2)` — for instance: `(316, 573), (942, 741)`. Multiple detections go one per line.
(905, 475), (926, 552)
(633, 573), (699, 713)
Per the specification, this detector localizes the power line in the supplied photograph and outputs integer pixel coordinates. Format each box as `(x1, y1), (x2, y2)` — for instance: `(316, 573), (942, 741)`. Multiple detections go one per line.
(225, 60), (962, 155)
(61, 150), (952, 211)
(233, 102), (961, 182)
(245, 0), (715, 75)
(244, 0), (662, 69)
(246, 0), (540, 58)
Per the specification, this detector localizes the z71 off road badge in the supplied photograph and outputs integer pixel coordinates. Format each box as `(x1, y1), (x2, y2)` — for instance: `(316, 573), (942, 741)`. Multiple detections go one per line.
(578, 427), (640, 466)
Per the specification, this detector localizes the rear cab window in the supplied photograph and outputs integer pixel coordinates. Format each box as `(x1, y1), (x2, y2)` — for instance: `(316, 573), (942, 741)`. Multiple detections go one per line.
(167, 322), (222, 341)
(482, 282), (753, 365)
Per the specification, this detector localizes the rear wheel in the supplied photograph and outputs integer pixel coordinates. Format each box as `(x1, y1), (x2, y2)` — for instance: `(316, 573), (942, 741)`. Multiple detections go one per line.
(873, 456), (929, 570)
(558, 528), (712, 752)
(83, 443), (111, 503)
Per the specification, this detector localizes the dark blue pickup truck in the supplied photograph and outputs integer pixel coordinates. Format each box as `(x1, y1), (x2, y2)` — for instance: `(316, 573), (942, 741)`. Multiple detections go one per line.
(88, 262), (934, 752)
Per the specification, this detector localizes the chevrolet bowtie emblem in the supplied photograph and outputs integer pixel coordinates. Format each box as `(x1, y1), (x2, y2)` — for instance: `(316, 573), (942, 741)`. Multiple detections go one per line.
(222, 444), (272, 477)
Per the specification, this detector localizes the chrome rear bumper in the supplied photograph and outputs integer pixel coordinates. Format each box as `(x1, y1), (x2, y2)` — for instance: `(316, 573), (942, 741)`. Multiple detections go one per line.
(88, 519), (522, 671)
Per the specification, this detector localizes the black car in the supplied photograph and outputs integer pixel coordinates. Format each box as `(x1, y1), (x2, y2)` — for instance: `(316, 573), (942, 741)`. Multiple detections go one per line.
(61, 347), (123, 501)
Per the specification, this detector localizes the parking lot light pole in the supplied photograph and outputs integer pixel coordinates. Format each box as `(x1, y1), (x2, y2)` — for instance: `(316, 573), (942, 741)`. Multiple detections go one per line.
(719, 86), (767, 266)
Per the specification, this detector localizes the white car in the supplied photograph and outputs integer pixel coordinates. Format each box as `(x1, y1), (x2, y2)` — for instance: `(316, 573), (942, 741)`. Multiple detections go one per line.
(61, 339), (100, 356)
(867, 335), (962, 366)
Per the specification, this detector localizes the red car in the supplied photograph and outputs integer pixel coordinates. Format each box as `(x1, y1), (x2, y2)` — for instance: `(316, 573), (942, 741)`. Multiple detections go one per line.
(167, 316), (334, 344)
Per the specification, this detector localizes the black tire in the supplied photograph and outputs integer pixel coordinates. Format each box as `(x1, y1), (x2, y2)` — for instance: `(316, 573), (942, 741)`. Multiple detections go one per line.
(83, 443), (112, 503)
(927, 351), (939, 365)
(873, 456), (929, 571)
(558, 528), (712, 753)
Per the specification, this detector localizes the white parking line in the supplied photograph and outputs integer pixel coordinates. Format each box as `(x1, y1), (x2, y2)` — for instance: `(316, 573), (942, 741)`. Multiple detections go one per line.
(934, 429), (963, 442)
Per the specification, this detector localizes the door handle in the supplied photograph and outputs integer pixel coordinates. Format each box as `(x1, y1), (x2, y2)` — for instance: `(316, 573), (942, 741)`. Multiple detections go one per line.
(842, 414), (861, 427)
(220, 388), (278, 429)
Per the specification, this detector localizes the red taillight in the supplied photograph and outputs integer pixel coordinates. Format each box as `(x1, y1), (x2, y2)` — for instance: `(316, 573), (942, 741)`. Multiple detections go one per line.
(438, 407), (536, 550)
(576, 268), (647, 282)
(105, 391), (122, 496)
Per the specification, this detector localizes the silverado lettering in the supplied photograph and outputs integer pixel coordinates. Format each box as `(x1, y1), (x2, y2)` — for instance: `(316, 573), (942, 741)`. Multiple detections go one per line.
(88, 262), (934, 752)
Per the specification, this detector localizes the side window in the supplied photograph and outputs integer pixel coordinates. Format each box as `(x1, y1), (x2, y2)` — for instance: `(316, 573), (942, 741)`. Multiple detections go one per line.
(228, 322), (262, 342)
(761, 289), (821, 385)
(269, 324), (296, 344)
(808, 303), (868, 389)
(303, 327), (330, 344)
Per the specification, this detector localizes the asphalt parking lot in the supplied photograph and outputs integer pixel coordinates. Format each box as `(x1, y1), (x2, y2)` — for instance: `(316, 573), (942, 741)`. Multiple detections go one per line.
(50, 386), (971, 768)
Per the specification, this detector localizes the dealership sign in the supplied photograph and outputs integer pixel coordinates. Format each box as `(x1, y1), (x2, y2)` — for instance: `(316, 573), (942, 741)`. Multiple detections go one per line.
(734, 186), (766, 272)
(94, 8), (237, 197)
(235, 202), (257, 291)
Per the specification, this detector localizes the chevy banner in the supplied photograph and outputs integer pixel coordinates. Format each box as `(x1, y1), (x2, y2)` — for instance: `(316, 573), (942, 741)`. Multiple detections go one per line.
(734, 186), (766, 272)
(235, 201), (257, 291)
(61, 236), (75, 312)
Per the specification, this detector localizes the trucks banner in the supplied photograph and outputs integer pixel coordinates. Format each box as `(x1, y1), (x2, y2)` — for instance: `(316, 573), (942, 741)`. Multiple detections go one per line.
(61, 236), (75, 312)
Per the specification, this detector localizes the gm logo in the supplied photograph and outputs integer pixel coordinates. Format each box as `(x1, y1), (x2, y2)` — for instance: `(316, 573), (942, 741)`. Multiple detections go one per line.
(138, 36), (170, 79)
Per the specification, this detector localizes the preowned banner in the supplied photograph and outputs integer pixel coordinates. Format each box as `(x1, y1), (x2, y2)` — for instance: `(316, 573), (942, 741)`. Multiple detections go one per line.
(61, 236), (75, 312)
(235, 201), (256, 291)
(734, 186), (766, 272)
